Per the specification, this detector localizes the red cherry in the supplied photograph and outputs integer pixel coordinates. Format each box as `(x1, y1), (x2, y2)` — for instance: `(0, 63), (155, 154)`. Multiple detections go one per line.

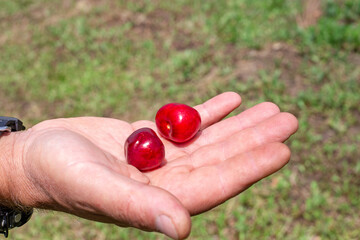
(155, 103), (201, 143)
(124, 128), (165, 171)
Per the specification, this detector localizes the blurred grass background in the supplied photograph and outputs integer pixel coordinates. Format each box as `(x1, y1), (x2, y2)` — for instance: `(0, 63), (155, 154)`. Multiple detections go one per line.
(1, 0), (359, 239)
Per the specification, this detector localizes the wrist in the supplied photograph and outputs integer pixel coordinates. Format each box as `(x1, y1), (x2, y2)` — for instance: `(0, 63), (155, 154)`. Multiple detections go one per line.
(0, 131), (35, 208)
(0, 132), (17, 206)
(0, 117), (35, 238)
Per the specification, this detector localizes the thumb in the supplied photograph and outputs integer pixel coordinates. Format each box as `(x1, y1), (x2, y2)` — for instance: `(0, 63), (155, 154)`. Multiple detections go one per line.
(119, 177), (192, 239)
(64, 165), (191, 239)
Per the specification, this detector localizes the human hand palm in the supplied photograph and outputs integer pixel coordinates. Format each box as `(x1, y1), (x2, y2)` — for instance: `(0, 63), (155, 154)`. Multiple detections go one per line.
(19, 92), (298, 239)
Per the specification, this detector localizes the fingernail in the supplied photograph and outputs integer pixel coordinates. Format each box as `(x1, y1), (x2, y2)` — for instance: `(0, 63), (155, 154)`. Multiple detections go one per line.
(155, 215), (178, 239)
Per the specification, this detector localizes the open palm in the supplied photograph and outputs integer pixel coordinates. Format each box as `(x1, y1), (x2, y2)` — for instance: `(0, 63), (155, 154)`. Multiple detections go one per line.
(19, 92), (298, 239)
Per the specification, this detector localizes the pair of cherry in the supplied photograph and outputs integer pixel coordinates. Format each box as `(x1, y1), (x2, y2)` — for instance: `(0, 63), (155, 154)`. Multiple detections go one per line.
(125, 103), (201, 171)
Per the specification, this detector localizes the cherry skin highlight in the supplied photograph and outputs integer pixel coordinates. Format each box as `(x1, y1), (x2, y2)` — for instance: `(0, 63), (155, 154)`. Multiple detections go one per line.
(124, 127), (165, 171)
(155, 103), (201, 143)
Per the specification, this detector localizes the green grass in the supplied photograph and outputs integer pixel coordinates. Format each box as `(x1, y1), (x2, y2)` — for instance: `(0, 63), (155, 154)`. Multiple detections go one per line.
(298, 0), (360, 51)
(1, 0), (359, 239)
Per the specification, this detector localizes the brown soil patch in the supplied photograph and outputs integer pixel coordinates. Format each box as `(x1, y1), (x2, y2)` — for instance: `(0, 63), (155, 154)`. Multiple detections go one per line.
(297, 0), (323, 28)
(197, 42), (306, 98)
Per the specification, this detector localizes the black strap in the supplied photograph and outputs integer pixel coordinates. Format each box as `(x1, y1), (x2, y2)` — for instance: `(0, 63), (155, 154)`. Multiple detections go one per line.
(0, 208), (33, 238)
(0, 117), (25, 132)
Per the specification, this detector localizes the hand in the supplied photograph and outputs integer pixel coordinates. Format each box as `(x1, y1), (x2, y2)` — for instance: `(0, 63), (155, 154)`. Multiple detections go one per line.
(8, 92), (298, 239)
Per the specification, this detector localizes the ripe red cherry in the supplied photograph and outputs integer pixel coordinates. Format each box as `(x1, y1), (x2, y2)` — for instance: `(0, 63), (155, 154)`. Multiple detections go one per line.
(155, 103), (201, 143)
(124, 128), (165, 171)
